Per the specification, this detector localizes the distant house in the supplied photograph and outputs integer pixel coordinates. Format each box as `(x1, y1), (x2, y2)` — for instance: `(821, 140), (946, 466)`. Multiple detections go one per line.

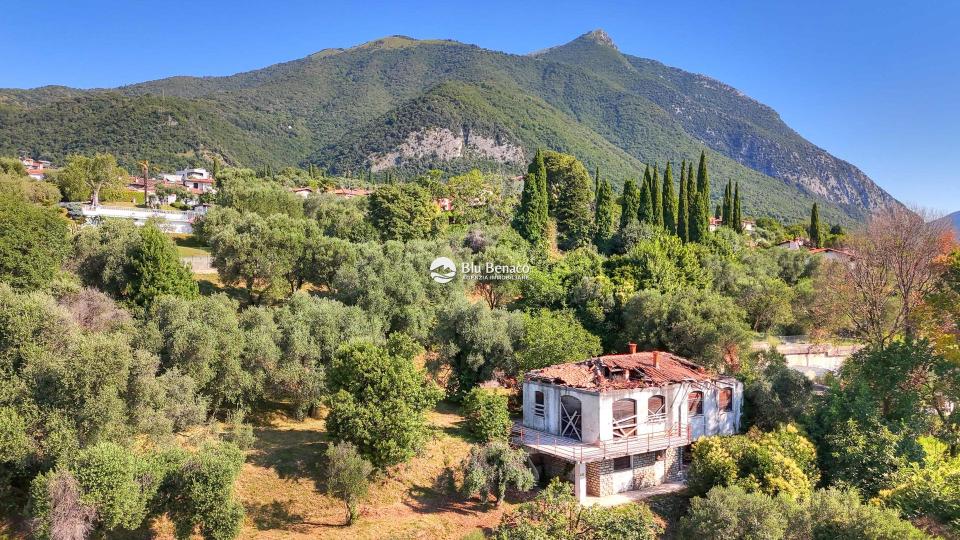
(184, 177), (215, 194)
(709, 217), (757, 233)
(175, 168), (210, 180)
(19, 157), (48, 180)
(160, 173), (182, 184)
(808, 247), (854, 263)
(291, 187), (314, 199)
(776, 238), (806, 250)
(513, 345), (742, 503)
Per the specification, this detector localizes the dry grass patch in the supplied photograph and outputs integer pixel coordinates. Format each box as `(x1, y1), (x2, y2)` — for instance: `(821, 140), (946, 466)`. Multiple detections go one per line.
(230, 402), (522, 539)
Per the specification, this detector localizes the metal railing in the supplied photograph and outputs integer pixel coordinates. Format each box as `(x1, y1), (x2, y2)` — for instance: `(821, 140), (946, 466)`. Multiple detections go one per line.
(510, 422), (690, 463)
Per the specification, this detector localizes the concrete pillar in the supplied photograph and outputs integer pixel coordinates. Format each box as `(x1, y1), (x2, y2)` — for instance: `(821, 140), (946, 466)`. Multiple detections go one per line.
(573, 462), (587, 503)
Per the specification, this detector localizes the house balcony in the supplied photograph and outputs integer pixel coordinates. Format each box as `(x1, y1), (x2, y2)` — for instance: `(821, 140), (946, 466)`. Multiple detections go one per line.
(510, 422), (691, 464)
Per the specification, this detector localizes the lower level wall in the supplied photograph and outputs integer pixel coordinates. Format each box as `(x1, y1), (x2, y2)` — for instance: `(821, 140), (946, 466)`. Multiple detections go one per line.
(587, 446), (685, 497)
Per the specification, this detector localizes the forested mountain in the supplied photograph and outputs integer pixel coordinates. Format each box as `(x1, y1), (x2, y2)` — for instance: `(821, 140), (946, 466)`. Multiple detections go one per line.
(0, 31), (899, 223)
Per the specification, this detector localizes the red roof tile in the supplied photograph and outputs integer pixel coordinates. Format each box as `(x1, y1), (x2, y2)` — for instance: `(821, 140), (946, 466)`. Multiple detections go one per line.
(527, 351), (716, 390)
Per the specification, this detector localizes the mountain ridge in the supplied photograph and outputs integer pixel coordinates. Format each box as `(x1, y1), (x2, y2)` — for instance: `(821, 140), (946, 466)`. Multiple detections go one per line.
(0, 30), (899, 224)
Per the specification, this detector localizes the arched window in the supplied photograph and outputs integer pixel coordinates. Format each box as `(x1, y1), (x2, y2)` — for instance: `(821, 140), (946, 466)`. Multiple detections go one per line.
(612, 399), (637, 438)
(560, 395), (582, 440)
(647, 395), (666, 423)
(533, 391), (545, 418)
(718, 387), (733, 412)
(687, 391), (704, 416)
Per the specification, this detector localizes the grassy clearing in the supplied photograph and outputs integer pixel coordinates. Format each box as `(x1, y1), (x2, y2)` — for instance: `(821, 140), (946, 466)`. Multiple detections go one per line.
(221, 401), (521, 540)
(170, 233), (211, 257)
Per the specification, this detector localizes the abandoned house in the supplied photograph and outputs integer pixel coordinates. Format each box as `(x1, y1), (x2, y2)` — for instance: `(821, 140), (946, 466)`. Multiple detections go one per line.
(512, 345), (742, 502)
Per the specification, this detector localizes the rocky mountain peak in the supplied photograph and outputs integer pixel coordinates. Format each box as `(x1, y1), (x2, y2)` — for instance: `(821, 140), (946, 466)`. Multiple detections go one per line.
(580, 29), (617, 49)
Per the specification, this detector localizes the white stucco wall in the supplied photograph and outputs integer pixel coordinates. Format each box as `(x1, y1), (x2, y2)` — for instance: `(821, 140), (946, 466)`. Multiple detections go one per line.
(522, 377), (743, 443)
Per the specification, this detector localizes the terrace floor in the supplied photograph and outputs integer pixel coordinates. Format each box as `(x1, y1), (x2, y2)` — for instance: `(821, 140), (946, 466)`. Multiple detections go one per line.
(583, 481), (688, 507)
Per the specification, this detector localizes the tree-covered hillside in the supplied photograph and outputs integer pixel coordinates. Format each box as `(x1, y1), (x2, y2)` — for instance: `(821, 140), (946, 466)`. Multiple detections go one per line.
(0, 31), (897, 223)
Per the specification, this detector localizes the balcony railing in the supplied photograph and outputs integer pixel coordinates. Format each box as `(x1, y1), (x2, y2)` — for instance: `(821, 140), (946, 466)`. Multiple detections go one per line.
(510, 422), (690, 463)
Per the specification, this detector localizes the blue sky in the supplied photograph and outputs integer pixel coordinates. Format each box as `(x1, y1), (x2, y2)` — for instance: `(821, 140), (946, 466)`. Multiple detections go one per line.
(3, 0), (959, 212)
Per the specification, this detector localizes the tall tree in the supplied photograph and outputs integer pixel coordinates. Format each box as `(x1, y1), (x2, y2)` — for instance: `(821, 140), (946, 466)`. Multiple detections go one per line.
(688, 192), (707, 242)
(722, 181), (733, 226)
(652, 165), (663, 227)
(594, 177), (616, 248)
(368, 183), (442, 242)
(620, 178), (640, 231)
(514, 171), (547, 245)
(662, 163), (677, 235)
(733, 183), (744, 233)
(593, 166), (600, 199)
(57, 153), (126, 206)
(688, 153), (710, 242)
(638, 167), (653, 224)
(809, 203), (822, 248)
(532, 150), (549, 230)
(326, 338), (442, 468)
(677, 161), (689, 241)
(553, 157), (595, 250)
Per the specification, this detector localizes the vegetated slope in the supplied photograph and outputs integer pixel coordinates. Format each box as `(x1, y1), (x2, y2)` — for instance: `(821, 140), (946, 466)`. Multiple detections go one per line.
(935, 211), (960, 236)
(536, 29), (897, 213)
(0, 32), (898, 224)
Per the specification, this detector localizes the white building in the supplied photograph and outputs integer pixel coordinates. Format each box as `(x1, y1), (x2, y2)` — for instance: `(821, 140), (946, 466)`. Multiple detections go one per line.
(513, 346), (742, 503)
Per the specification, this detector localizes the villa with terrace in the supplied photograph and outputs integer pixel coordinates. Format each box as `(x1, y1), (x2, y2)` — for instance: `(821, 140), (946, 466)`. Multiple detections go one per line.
(511, 344), (742, 503)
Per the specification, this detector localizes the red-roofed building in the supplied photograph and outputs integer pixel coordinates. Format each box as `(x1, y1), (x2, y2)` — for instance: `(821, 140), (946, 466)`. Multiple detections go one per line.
(513, 344), (742, 502)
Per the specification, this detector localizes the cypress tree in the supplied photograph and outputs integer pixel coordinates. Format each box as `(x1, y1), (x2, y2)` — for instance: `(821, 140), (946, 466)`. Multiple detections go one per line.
(620, 178), (640, 230)
(809, 202), (822, 247)
(677, 161), (688, 241)
(722, 181), (733, 226)
(639, 174), (653, 224)
(733, 182), (744, 233)
(715, 204), (722, 220)
(662, 162), (677, 235)
(696, 150), (710, 194)
(686, 159), (703, 242)
(652, 165), (663, 227)
(514, 150), (549, 245)
(515, 172), (542, 244)
(593, 166), (600, 200)
(594, 177), (616, 248)
(533, 151), (549, 232)
(696, 151), (710, 231)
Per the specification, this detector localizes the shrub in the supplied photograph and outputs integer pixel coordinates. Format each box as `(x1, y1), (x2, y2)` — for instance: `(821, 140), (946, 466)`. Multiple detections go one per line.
(461, 441), (534, 506)
(687, 425), (818, 500)
(325, 441), (373, 525)
(679, 486), (791, 540)
(494, 478), (661, 539)
(679, 486), (930, 540)
(463, 388), (511, 443)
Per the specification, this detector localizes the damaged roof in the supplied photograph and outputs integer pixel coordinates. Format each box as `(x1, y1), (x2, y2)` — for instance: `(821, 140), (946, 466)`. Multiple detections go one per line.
(526, 351), (718, 390)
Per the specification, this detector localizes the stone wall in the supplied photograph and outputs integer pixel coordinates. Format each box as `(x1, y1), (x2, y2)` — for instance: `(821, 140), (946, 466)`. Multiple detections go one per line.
(586, 460), (613, 496)
(588, 446), (686, 496)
